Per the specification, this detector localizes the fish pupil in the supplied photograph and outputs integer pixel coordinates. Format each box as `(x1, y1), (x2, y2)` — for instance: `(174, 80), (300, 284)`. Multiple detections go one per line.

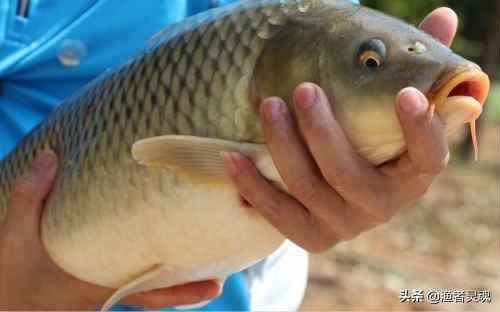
(365, 57), (379, 68)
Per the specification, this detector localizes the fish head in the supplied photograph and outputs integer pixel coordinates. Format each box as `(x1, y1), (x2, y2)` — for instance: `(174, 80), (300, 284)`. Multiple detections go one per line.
(253, 1), (490, 165)
(313, 3), (490, 164)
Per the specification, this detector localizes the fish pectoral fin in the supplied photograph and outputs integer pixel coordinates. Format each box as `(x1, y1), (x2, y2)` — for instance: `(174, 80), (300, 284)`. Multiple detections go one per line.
(101, 264), (171, 311)
(132, 135), (281, 185)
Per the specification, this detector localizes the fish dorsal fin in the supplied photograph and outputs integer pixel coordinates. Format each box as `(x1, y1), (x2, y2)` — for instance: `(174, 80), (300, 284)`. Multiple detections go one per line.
(146, 14), (210, 49)
(146, 1), (265, 49)
(281, 0), (360, 26)
(132, 135), (284, 188)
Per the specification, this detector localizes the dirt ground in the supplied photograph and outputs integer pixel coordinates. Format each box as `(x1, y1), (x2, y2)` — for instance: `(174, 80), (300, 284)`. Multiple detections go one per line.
(300, 122), (499, 311)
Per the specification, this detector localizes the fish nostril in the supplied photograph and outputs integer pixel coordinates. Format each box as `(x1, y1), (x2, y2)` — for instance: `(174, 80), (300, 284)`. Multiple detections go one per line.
(408, 42), (427, 54)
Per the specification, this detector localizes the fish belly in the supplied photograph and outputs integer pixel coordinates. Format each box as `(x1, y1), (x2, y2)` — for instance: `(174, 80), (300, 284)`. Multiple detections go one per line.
(41, 164), (284, 288)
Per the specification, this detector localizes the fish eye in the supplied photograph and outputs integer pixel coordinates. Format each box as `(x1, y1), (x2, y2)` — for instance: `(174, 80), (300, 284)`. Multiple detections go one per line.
(357, 38), (386, 70)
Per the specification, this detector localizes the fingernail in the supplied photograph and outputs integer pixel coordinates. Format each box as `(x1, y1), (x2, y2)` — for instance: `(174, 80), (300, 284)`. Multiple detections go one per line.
(261, 97), (286, 122)
(295, 83), (317, 110)
(220, 152), (239, 176)
(33, 150), (56, 171)
(397, 87), (428, 116)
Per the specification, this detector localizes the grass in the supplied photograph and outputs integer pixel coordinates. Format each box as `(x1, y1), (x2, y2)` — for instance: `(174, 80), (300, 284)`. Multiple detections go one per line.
(483, 82), (500, 122)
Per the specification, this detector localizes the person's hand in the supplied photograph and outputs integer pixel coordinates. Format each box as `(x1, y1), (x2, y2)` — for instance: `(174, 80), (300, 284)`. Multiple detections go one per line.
(0, 150), (221, 310)
(222, 8), (458, 253)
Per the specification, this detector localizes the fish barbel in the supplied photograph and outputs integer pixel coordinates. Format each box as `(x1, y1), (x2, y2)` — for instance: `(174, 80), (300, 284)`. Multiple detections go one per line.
(0, 0), (489, 308)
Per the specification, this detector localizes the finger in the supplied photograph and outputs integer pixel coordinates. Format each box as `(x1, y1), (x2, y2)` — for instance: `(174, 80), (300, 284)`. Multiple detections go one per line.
(379, 152), (436, 205)
(392, 87), (449, 178)
(4, 150), (58, 236)
(258, 96), (345, 221)
(222, 152), (346, 252)
(121, 280), (222, 309)
(419, 7), (458, 47)
(293, 83), (388, 213)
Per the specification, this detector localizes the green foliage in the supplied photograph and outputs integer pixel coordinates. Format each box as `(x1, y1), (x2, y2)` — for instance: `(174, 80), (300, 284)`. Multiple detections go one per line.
(484, 83), (500, 122)
(363, 0), (441, 25)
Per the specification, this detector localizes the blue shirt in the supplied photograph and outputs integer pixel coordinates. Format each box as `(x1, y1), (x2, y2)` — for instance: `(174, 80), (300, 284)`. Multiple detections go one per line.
(0, 0), (356, 310)
(0, 0), (239, 159)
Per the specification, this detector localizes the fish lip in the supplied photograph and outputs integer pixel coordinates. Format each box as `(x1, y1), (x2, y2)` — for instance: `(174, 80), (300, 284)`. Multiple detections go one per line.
(427, 67), (490, 121)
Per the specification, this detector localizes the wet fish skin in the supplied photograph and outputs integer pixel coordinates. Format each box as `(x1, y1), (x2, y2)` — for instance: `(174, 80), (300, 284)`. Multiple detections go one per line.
(0, 0), (489, 305)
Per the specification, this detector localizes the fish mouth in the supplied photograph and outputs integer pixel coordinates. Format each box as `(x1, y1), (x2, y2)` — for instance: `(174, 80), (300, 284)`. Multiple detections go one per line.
(429, 67), (490, 122)
(428, 67), (490, 159)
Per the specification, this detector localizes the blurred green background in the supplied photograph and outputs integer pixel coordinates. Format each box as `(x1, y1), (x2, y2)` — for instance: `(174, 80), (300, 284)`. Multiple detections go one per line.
(301, 1), (499, 311)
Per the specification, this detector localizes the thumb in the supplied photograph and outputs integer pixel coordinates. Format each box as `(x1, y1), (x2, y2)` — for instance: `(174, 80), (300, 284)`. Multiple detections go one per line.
(419, 7), (457, 47)
(4, 150), (58, 238)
